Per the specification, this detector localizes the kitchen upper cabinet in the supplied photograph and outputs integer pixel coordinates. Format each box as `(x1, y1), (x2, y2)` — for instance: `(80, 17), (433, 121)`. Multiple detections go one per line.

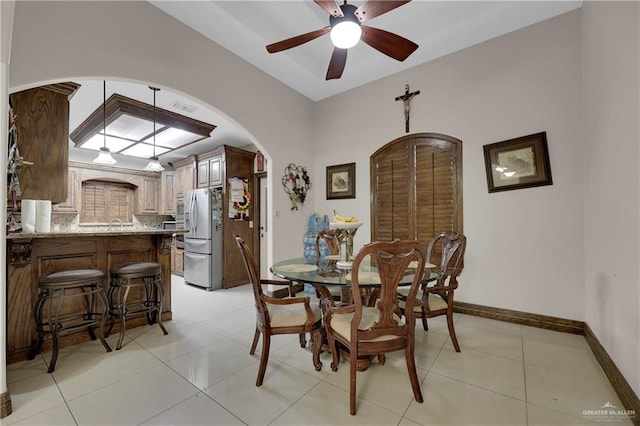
(52, 170), (78, 212)
(136, 177), (159, 214)
(197, 152), (223, 188)
(160, 171), (177, 215)
(9, 82), (80, 203)
(209, 156), (223, 187)
(196, 160), (209, 188)
(174, 156), (196, 198)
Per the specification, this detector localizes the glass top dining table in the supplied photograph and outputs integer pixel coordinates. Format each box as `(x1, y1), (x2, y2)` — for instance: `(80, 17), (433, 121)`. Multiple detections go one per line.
(270, 256), (439, 287)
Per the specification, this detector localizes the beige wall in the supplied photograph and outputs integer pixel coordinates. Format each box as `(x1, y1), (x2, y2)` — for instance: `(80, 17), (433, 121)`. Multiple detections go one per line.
(315, 11), (585, 318)
(582, 1), (640, 395)
(5, 0), (640, 397)
(8, 0), (316, 266)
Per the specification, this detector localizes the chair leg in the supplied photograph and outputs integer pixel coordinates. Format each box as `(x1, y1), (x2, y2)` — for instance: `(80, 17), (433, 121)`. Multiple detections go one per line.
(29, 293), (46, 360)
(115, 285), (131, 350)
(153, 277), (168, 336)
(96, 288), (112, 353)
(47, 291), (65, 373)
(256, 333), (271, 387)
(405, 345), (423, 403)
(311, 328), (323, 371)
(446, 310), (460, 352)
(349, 353), (357, 415)
(421, 316), (428, 331)
(84, 289), (97, 341)
(250, 327), (260, 355)
(327, 333), (340, 371)
(298, 332), (307, 348)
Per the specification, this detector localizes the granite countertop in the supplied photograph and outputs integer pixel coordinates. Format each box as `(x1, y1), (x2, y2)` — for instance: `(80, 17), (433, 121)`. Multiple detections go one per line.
(6, 229), (187, 240)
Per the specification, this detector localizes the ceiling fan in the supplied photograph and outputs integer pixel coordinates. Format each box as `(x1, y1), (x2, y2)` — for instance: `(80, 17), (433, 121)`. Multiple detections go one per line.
(266, 0), (418, 80)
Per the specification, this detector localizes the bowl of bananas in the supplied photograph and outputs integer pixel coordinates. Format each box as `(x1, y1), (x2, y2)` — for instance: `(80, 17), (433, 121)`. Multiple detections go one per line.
(329, 210), (363, 230)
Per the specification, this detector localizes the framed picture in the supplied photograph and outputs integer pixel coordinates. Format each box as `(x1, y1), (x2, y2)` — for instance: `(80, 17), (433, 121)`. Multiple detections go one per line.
(483, 132), (553, 193)
(326, 162), (356, 199)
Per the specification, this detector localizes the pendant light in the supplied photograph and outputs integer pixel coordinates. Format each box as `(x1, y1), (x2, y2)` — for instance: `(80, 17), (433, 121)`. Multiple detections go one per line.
(144, 86), (164, 172)
(93, 80), (117, 165)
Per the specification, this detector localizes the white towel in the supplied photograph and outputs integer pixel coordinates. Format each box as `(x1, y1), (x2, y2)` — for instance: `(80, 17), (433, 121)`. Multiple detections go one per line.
(21, 199), (37, 233)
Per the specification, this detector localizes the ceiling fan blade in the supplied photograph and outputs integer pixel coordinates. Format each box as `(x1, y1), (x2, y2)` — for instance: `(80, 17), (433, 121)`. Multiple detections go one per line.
(354, 0), (411, 23)
(314, 0), (343, 17)
(326, 48), (348, 80)
(360, 25), (418, 61)
(266, 26), (331, 53)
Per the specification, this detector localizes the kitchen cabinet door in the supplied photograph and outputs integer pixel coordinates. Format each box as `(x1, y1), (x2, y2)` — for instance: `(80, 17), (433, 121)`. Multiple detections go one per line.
(136, 177), (159, 214)
(174, 156), (196, 198)
(209, 156), (223, 187)
(197, 160), (209, 188)
(160, 171), (177, 215)
(9, 83), (79, 203)
(53, 170), (78, 212)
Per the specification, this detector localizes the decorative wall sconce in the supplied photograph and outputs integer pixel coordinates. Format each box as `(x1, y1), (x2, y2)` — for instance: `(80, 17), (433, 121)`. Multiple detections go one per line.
(282, 163), (311, 210)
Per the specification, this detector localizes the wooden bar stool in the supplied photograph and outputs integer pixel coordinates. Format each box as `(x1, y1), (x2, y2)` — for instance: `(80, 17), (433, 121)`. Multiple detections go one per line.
(107, 262), (168, 350)
(29, 268), (112, 373)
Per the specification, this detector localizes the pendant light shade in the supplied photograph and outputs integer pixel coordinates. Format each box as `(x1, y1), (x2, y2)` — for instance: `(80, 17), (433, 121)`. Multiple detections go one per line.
(144, 86), (164, 172)
(93, 80), (117, 165)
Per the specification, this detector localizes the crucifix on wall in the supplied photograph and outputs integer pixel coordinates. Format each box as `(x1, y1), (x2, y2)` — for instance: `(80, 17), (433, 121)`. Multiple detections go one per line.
(395, 84), (420, 133)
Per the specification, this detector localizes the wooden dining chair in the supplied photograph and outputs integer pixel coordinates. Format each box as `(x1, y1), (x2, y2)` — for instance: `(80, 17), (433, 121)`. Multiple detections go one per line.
(314, 230), (344, 302)
(235, 236), (324, 386)
(324, 239), (427, 415)
(398, 232), (467, 352)
(314, 229), (342, 256)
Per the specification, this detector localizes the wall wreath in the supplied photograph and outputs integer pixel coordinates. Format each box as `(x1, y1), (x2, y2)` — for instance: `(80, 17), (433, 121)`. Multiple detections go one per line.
(282, 163), (311, 210)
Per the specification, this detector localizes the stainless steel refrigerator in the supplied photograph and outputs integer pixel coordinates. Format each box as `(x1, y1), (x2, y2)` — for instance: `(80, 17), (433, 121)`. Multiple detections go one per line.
(184, 188), (223, 290)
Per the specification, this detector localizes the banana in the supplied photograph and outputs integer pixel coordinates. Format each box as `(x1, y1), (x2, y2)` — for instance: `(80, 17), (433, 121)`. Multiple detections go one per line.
(333, 209), (358, 223)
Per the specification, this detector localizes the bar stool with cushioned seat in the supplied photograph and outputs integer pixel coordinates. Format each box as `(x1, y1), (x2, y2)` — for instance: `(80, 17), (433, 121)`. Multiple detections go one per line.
(107, 262), (168, 350)
(30, 268), (112, 373)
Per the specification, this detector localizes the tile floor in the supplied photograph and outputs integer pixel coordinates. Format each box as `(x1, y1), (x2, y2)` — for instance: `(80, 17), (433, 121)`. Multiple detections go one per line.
(4, 276), (634, 426)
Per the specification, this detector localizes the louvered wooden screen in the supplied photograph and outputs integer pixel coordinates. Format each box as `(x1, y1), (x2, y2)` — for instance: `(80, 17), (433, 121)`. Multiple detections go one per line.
(371, 133), (463, 258)
(371, 141), (411, 241)
(81, 181), (133, 223)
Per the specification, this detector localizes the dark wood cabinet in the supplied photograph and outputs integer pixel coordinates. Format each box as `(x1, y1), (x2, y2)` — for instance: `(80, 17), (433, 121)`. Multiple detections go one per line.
(6, 231), (173, 362)
(219, 146), (256, 289)
(9, 83), (80, 203)
(196, 145), (256, 289)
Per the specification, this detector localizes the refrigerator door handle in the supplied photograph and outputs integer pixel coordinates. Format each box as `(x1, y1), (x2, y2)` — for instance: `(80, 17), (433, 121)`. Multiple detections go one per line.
(190, 190), (197, 235)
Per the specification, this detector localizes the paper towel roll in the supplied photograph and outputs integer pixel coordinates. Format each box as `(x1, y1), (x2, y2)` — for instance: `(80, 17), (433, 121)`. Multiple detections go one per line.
(36, 200), (52, 233)
(21, 199), (37, 233)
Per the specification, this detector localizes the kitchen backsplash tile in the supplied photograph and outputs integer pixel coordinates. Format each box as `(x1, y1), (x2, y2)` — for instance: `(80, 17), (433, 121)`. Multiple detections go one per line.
(10, 212), (173, 233)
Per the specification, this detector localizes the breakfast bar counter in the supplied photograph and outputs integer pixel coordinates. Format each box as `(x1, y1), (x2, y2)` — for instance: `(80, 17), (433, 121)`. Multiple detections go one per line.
(6, 229), (181, 363)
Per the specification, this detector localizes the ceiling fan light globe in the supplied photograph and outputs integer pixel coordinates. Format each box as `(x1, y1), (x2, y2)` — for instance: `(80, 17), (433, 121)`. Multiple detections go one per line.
(330, 21), (361, 49)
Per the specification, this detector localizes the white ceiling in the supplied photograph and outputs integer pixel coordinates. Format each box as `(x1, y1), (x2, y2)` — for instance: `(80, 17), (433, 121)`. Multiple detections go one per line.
(69, 1), (582, 169)
(151, 0), (583, 101)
